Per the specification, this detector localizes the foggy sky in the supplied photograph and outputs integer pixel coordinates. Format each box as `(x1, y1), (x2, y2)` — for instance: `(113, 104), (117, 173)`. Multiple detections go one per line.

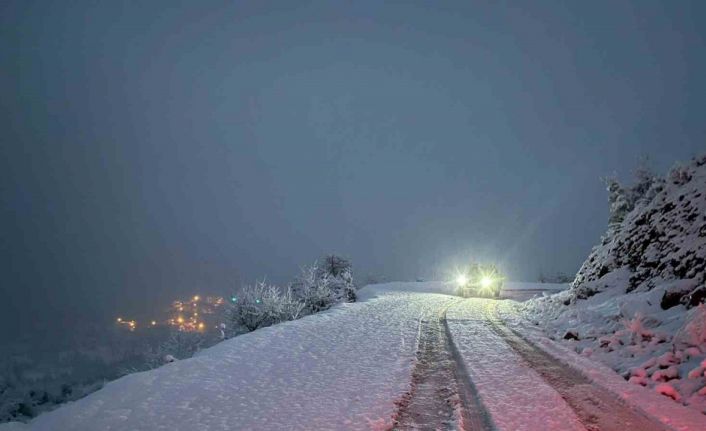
(2, 0), (705, 339)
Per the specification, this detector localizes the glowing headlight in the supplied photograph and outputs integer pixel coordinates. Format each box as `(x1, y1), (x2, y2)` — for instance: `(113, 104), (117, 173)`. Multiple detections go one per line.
(456, 274), (468, 286)
(480, 277), (493, 288)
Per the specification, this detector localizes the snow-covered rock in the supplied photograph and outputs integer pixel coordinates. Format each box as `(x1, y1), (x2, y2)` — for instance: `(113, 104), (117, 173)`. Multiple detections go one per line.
(573, 154), (706, 305)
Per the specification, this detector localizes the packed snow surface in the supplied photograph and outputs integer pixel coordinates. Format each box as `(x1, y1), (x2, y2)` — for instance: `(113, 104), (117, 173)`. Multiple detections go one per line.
(446, 299), (585, 431)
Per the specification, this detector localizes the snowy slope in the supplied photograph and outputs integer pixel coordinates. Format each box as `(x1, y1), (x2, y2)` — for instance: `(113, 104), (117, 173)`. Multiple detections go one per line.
(521, 154), (706, 415)
(573, 154), (706, 301)
(1, 284), (454, 431)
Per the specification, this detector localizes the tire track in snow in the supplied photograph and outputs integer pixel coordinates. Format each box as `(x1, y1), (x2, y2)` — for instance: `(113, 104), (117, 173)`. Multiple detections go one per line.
(443, 306), (496, 431)
(392, 301), (493, 431)
(484, 301), (668, 431)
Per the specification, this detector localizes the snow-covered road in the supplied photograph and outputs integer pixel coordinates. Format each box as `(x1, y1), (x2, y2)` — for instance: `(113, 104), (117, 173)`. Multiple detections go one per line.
(4, 282), (705, 430)
(447, 299), (675, 431)
(393, 301), (492, 431)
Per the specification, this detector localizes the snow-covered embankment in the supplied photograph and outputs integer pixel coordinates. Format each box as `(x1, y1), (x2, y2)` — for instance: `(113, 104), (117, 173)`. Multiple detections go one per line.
(519, 154), (706, 415)
(1, 284), (451, 431)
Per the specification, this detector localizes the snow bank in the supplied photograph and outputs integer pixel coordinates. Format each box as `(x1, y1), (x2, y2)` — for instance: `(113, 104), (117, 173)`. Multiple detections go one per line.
(2, 287), (453, 431)
(521, 286), (706, 415)
(500, 301), (706, 430)
(520, 154), (706, 416)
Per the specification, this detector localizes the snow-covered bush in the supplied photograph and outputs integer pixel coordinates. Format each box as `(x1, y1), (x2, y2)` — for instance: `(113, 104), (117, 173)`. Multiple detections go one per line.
(291, 258), (357, 315)
(630, 161), (661, 208)
(604, 177), (633, 227)
(602, 160), (660, 228)
(229, 282), (305, 333)
(330, 269), (357, 303)
(319, 255), (352, 278)
(317, 255), (357, 303)
(291, 265), (336, 314)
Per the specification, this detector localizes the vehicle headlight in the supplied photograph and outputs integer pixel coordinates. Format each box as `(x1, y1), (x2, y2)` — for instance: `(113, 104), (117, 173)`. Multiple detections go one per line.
(480, 276), (493, 288)
(456, 274), (468, 286)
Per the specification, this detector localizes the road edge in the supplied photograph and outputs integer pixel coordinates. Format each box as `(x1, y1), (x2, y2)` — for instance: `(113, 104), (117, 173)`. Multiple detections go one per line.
(496, 300), (706, 431)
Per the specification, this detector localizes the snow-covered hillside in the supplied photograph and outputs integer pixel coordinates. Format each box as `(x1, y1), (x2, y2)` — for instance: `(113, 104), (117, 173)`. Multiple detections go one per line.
(0, 284), (455, 431)
(521, 154), (706, 414)
(574, 154), (706, 303)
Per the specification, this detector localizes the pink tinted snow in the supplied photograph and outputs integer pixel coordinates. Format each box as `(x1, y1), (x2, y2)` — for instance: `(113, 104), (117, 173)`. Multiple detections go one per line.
(445, 300), (586, 431)
(498, 299), (706, 431)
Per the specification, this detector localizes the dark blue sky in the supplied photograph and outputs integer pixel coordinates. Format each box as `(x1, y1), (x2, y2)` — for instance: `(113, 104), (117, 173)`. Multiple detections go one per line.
(2, 1), (705, 335)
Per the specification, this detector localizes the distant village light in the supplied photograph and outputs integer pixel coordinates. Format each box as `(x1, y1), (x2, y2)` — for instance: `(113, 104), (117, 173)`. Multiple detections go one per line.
(120, 294), (226, 333)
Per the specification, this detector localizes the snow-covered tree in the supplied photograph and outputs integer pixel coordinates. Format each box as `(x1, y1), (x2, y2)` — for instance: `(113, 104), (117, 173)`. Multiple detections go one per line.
(603, 159), (660, 227)
(228, 282), (305, 333)
(291, 264), (336, 314)
(222, 258), (356, 338)
(291, 258), (356, 313)
(330, 268), (356, 303)
(317, 255), (356, 303)
(604, 176), (632, 226)
(630, 158), (661, 208)
(318, 255), (352, 278)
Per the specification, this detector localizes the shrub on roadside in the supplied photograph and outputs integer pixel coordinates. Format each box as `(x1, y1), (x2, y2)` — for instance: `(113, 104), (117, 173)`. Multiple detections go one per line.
(229, 257), (357, 334)
(229, 282), (305, 333)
